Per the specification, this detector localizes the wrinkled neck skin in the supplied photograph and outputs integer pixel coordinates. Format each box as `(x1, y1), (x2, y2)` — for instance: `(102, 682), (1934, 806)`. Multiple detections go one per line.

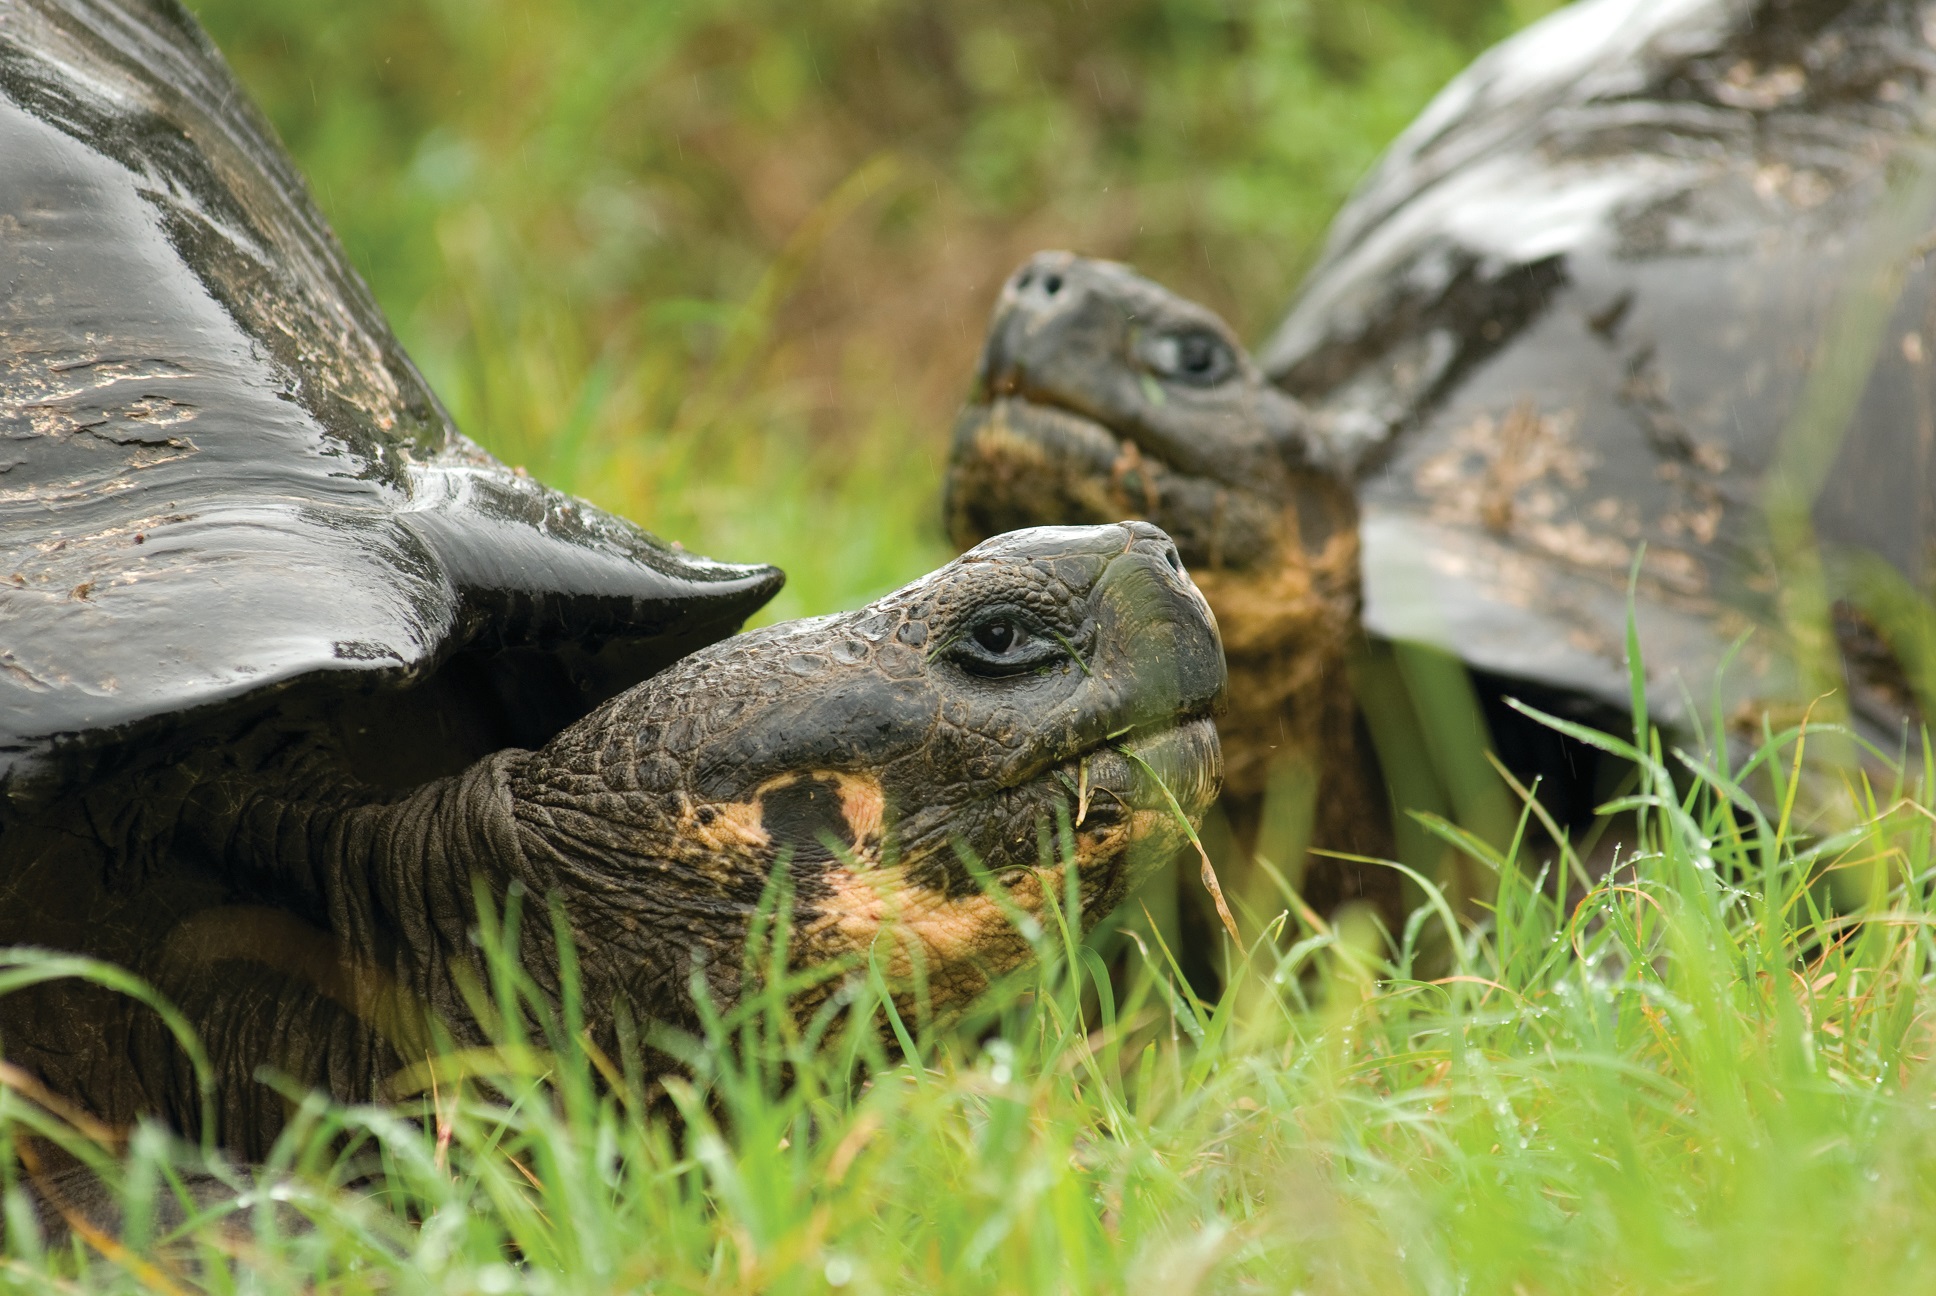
(2, 755), (549, 1160)
(184, 752), (590, 1054)
(161, 753), (627, 1152)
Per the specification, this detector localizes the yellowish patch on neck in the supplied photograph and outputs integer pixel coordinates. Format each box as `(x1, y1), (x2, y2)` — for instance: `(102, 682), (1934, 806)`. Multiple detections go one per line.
(795, 807), (1164, 1011)
(684, 770), (890, 874)
(682, 795), (770, 854)
(1191, 508), (1360, 799)
(835, 773), (887, 847)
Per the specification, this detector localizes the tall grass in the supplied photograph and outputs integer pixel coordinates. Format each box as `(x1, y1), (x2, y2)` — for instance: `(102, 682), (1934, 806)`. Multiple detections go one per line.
(9, 700), (1936, 1293)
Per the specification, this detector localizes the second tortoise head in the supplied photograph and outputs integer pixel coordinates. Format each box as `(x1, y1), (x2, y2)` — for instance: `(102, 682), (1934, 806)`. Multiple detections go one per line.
(943, 254), (1368, 802)
(946, 251), (1355, 576)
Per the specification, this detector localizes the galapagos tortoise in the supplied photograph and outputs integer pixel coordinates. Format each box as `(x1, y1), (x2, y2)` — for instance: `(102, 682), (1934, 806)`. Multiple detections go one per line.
(947, 0), (1934, 905)
(0, 0), (1225, 1158)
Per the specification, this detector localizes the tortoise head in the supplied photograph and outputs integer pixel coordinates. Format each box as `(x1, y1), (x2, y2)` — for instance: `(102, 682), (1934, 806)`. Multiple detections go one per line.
(515, 521), (1224, 1022)
(946, 252), (1357, 576)
(945, 253), (1361, 797)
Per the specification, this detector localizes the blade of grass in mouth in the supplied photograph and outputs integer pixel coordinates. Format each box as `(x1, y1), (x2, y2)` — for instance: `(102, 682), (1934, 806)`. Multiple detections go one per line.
(1119, 745), (1240, 944)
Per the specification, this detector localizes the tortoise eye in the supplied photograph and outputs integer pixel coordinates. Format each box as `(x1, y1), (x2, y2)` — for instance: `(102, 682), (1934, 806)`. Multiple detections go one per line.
(1143, 329), (1236, 387)
(974, 619), (1020, 654)
(1178, 334), (1220, 374)
(949, 610), (1067, 677)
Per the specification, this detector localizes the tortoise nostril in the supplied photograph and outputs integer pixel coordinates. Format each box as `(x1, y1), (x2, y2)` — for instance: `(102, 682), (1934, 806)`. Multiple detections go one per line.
(1165, 547), (1185, 577)
(1016, 270), (1033, 289)
(1042, 273), (1063, 296)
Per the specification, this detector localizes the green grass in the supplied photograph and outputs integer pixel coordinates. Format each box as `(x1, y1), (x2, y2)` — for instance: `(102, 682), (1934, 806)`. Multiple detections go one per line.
(10, 705), (1936, 1292)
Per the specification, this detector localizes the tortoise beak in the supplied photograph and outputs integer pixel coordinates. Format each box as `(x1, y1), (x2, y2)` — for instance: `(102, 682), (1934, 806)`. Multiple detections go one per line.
(976, 250), (1084, 398)
(982, 520), (1227, 791)
(1089, 521), (1228, 725)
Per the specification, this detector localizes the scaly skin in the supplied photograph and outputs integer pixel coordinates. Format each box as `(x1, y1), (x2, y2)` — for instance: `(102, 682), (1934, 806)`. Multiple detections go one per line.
(0, 523), (1223, 1157)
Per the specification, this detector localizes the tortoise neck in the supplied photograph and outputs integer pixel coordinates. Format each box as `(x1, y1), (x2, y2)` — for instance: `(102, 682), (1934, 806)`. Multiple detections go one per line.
(187, 751), (543, 1022)
(1189, 522), (1362, 802)
(1186, 520), (1401, 913)
(137, 751), (556, 1150)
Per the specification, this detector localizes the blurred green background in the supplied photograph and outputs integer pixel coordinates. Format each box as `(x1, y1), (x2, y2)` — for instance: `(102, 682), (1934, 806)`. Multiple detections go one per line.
(186, 0), (1558, 622)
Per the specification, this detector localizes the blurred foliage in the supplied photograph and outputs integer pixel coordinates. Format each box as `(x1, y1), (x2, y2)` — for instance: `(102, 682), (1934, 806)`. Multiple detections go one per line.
(185, 0), (1559, 620)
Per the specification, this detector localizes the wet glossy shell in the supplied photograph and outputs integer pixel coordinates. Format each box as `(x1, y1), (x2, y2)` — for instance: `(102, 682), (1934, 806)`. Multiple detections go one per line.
(1265, 0), (1935, 739)
(0, 0), (781, 786)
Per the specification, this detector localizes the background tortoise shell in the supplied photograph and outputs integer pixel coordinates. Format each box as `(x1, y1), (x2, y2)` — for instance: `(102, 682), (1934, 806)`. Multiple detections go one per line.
(1268, 0), (1936, 746)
